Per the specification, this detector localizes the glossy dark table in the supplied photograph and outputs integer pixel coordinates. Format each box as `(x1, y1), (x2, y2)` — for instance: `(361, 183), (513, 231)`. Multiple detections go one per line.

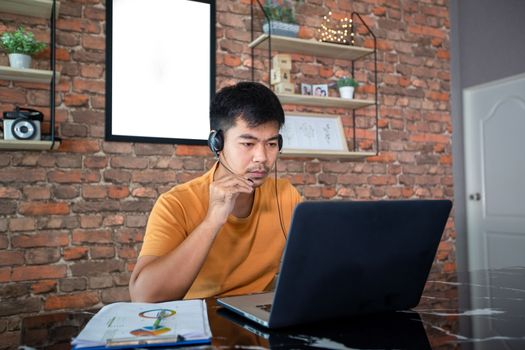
(21, 267), (525, 349)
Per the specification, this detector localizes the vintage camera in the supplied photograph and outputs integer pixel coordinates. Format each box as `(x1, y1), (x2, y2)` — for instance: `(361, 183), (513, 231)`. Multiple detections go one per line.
(2, 107), (43, 141)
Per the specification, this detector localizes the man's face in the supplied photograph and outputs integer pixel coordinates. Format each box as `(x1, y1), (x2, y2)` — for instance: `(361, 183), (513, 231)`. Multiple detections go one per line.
(220, 118), (281, 187)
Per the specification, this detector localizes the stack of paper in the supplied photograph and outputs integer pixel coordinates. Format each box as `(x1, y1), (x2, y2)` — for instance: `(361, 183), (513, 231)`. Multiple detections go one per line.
(72, 299), (212, 349)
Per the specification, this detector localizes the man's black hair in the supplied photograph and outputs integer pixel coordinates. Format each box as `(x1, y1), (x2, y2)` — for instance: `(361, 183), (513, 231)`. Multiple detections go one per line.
(210, 81), (285, 132)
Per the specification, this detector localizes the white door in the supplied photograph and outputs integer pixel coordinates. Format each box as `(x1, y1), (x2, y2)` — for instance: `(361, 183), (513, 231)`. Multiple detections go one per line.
(464, 73), (525, 271)
(464, 73), (525, 349)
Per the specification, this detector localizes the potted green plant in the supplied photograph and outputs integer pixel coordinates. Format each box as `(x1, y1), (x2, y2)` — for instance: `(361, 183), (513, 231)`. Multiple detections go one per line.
(262, 0), (300, 38)
(1, 27), (46, 69)
(336, 76), (358, 99)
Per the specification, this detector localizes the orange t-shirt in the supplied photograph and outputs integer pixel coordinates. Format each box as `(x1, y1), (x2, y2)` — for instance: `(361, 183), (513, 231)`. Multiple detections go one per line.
(139, 163), (302, 299)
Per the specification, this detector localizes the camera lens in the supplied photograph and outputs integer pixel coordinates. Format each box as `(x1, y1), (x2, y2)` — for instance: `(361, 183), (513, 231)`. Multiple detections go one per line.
(12, 119), (36, 140)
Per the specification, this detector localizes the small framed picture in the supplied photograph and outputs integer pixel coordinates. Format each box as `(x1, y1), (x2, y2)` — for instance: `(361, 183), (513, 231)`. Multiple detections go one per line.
(312, 84), (328, 97)
(280, 113), (349, 155)
(301, 83), (312, 96)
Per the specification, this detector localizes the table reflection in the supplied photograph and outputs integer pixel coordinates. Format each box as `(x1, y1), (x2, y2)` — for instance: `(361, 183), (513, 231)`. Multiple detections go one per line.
(20, 267), (525, 349)
(212, 306), (431, 349)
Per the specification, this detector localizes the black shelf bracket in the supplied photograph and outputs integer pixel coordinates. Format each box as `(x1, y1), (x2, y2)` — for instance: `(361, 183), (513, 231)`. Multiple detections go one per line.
(351, 11), (379, 155)
(50, 0), (57, 150)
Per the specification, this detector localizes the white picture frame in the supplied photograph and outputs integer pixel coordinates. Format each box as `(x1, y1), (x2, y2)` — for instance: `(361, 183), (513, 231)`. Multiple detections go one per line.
(280, 113), (348, 156)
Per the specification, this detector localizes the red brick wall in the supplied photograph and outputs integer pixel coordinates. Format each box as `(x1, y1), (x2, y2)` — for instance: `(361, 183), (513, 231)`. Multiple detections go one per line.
(0, 0), (454, 347)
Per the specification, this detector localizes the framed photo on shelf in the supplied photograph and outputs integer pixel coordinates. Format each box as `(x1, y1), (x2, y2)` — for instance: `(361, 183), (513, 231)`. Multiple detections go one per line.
(301, 83), (312, 95)
(312, 84), (328, 97)
(280, 113), (348, 155)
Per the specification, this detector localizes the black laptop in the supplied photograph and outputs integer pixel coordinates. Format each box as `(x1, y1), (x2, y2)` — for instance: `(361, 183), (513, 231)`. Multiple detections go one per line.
(217, 200), (452, 328)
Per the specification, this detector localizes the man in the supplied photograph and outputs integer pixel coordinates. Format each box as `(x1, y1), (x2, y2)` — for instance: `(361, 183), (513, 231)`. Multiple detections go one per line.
(129, 82), (302, 302)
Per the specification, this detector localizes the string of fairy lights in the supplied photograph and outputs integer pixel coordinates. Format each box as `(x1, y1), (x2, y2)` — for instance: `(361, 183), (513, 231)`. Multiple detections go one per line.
(318, 11), (355, 45)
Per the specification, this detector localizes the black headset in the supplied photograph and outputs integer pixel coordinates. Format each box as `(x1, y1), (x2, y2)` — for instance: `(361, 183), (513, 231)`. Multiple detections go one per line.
(208, 130), (283, 157)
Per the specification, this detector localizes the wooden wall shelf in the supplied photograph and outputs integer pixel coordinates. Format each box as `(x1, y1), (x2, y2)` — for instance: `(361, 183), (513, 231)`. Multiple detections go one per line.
(277, 93), (374, 109)
(281, 150), (375, 158)
(0, 0), (60, 19)
(0, 140), (60, 151)
(0, 66), (60, 84)
(249, 34), (373, 60)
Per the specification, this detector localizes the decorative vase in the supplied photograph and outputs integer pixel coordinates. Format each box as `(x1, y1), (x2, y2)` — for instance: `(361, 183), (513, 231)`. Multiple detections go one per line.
(263, 21), (300, 38)
(8, 53), (32, 69)
(338, 86), (355, 99)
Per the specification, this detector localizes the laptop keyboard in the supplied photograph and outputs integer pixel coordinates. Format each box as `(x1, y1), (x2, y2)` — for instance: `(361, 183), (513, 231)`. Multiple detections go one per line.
(256, 304), (272, 313)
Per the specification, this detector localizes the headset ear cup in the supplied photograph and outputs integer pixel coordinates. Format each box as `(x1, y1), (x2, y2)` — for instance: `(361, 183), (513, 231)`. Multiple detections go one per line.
(215, 130), (224, 153)
(208, 130), (224, 156)
(278, 134), (283, 151)
(207, 130), (215, 154)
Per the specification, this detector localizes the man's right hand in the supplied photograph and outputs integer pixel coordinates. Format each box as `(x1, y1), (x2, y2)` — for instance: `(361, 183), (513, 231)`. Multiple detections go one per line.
(206, 174), (254, 226)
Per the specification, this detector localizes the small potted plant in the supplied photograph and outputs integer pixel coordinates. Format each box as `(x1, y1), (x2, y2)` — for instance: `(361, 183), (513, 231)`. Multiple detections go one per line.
(262, 0), (300, 38)
(1, 27), (47, 69)
(337, 76), (358, 99)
